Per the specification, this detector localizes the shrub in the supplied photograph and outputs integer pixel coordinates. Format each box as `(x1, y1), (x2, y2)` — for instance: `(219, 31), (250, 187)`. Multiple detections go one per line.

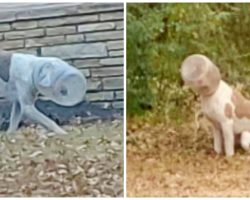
(127, 3), (250, 123)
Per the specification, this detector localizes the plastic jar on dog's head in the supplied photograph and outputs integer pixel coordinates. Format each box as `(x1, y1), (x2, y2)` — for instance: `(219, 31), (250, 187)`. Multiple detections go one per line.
(33, 58), (87, 106)
(52, 71), (87, 106)
(180, 54), (221, 96)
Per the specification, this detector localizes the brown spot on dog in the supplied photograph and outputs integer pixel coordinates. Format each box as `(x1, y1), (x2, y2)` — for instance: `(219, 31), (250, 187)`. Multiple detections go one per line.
(224, 103), (233, 118)
(232, 90), (250, 119)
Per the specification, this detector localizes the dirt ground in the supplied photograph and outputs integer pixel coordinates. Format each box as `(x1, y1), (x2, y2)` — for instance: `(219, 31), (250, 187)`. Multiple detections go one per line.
(127, 118), (250, 197)
(0, 119), (123, 197)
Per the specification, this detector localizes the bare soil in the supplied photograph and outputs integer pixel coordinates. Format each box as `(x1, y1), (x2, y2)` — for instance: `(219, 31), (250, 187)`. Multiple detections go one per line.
(127, 118), (250, 197)
(0, 119), (123, 197)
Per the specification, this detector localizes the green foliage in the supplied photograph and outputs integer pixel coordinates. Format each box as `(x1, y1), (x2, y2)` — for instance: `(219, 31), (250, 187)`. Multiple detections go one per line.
(127, 3), (250, 122)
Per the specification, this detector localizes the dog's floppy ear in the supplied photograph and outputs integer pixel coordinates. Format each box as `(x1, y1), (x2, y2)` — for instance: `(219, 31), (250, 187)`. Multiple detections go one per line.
(36, 62), (55, 88)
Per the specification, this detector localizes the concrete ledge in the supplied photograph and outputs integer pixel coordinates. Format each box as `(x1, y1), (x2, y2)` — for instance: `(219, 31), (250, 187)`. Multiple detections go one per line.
(0, 100), (122, 130)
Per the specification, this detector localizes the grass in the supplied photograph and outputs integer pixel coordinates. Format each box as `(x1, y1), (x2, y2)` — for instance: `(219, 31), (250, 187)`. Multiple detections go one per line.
(0, 119), (123, 197)
(127, 116), (250, 197)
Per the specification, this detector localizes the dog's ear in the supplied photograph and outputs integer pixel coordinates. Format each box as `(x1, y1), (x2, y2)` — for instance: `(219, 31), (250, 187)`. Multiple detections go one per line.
(37, 62), (55, 88)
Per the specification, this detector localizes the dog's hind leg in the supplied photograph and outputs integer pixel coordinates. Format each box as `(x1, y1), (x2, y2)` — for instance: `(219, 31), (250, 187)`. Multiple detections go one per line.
(240, 131), (250, 152)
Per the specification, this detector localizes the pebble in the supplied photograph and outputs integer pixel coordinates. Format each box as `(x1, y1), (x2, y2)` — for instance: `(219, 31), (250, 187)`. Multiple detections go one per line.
(110, 141), (121, 150)
(92, 189), (101, 196)
(0, 120), (123, 197)
(87, 167), (97, 178)
(101, 184), (115, 196)
(29, 150), (43, 158)
(57, 169), (68, 175)
(88, 177), (99, 185)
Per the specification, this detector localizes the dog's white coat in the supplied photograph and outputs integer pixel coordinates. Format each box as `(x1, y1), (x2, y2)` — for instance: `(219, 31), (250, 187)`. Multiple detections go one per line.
(201, 80), (250, 156)
(3, 53), (87, 134)
(181, 54), (250, 156)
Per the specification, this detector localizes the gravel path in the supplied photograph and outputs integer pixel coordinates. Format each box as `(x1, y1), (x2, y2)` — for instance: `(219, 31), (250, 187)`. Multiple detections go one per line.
(0, 119), (123, 197)
(127, 120), (250, 197)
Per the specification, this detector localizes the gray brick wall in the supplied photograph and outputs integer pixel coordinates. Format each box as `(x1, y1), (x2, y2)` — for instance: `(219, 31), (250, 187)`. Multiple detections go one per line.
(0, 3), (124, 110)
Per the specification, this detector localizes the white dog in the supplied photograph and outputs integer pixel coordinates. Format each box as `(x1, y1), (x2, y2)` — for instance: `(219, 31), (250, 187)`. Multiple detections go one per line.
(181, 54), (250, 156)
(0, 50), (87, 134)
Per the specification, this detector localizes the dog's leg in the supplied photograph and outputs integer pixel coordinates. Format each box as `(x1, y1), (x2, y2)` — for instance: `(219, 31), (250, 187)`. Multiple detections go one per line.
(7, 101), (23, 134)
(240, 131), (250, 152)
(221, 121), (234, 156)
(0, 78), (6, 98)
(23, 105), (67, 135)
(212, 126), (223, 154)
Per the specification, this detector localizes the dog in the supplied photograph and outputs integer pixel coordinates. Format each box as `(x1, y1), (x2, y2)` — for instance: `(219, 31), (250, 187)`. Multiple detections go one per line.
(181, 54), (250, 156)
(0, 50), (87, 134)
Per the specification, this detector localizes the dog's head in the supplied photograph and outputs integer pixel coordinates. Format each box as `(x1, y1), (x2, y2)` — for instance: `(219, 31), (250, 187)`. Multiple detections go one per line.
(33, 58), (87, 106)
(180, 54), (221, 97)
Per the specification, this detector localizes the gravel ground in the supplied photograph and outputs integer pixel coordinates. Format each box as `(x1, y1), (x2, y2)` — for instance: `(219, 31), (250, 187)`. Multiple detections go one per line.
(0, 119), (123, 197)
(127, 118), (250, 197)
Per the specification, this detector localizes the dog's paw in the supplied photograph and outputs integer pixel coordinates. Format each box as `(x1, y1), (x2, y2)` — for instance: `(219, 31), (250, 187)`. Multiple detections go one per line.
(56, 128), (68, 135)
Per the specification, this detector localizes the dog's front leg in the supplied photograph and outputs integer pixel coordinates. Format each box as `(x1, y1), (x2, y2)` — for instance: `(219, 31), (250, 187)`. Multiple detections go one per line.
(221, 121), (234, 156)
(7, 101), (23, 134)
(212, 125), (223, 154)
(23, 105), (67, 135)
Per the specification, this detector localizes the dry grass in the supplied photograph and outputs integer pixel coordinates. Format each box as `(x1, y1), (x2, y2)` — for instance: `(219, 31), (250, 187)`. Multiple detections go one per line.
(0, 119), (123, 197)
(127, 118), (250, 197)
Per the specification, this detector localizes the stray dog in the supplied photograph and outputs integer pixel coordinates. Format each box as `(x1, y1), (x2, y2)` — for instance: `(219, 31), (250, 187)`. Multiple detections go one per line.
(0, 50), (87, 134)
(181, 54), (250, 156)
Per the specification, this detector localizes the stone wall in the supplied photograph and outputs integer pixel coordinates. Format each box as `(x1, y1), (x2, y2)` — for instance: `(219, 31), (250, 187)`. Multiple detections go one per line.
(0, 3), (124, 110)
